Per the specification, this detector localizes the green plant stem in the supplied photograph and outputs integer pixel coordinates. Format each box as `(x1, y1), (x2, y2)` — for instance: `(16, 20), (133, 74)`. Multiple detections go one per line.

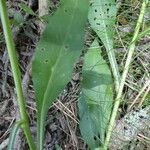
(102, 0), (148, 149)
(0, 1), (36, 150)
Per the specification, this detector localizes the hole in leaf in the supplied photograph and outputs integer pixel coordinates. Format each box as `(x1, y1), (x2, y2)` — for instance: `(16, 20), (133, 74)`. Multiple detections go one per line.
(124, 126), (128, 130)
(41, 48), (46, 51)
(107, 8), (109, 13)
(96, 23), (100, 25)
(44, 60), (48, 63)
(65, 45), (69, 49)
(94, 17), (97, 20)
(90, 2), (93, 6)
(98, 134), (101, 139)
(95, 9), (97, 12)
(94, 136), (97, 141)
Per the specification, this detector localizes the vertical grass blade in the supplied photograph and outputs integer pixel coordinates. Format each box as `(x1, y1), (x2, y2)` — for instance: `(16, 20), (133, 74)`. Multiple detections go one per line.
(7, 122), (22, 150)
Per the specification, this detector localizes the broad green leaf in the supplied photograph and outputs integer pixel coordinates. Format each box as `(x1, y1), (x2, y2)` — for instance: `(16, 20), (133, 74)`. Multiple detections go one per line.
(32, 0), (89, 149)
(88, 0), (120, 92)
(19, 3), (37, 16)
(78, 40), (113, 149)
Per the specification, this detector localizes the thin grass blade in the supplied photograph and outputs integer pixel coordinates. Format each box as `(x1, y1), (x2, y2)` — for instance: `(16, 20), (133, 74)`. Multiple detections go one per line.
(7, 122), (22, 150)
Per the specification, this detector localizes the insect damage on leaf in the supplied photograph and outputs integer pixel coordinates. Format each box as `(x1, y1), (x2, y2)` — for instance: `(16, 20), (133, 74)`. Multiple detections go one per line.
(88, 0), (120, 92)
(32, 0), (89, 149)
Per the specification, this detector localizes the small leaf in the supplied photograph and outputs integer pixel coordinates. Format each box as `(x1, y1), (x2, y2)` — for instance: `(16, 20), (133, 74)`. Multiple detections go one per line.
(88, 0), (120, 92)
(55, 144), (63, 150)
(39, 14), (49, 22)
(78, 40), (113, 149)
(19, 3), (36, 16)
(13, 12), (24, 25)
(32, 0), (89, 149)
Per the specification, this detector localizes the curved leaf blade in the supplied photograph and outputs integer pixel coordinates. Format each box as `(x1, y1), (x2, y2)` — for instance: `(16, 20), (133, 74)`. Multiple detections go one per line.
(7, 122), (22, 150)
(88, 0), (120, 92)
(78, 40), (113, 149)
(32, 0), (89, 149)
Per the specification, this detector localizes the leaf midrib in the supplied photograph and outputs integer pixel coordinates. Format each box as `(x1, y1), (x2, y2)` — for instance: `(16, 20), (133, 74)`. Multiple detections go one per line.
(94, 0), (120, 91)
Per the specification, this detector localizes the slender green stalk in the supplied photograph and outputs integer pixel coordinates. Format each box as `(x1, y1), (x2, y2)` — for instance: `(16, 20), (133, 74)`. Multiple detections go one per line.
(102, 0), (149, 149)
(0, 1), (36, 150)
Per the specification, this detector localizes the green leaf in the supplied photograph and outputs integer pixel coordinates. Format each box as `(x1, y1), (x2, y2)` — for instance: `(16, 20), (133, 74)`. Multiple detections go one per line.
(39, 14), (49, 22)
(55, 144), (63, 150)
(7, 121), (22, 150)
(32, 0), (89, 149)
(88, 0), (120, 92)
(78, 40), (113, 149)
(13, 12), (24, 25)
(19, 3), (37, 16)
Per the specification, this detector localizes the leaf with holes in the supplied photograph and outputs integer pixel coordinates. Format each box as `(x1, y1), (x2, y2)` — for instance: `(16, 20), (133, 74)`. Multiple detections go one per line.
(88, 0), (120, 91)
(32, 0), (89, 149)
(78, 40), (113, 149)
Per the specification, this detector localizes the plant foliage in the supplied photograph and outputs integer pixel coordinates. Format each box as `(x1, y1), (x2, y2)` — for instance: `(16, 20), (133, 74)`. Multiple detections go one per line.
(78, 40), (113, 149)
(19, 3), (36, 16)
(7, 122), (22, 150)
(88, 0), (120, 91)
(32, 0), (89, 149)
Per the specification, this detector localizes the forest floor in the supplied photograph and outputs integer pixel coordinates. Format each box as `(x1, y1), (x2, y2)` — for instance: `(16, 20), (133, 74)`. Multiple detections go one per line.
(0, 0), (150, 150)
